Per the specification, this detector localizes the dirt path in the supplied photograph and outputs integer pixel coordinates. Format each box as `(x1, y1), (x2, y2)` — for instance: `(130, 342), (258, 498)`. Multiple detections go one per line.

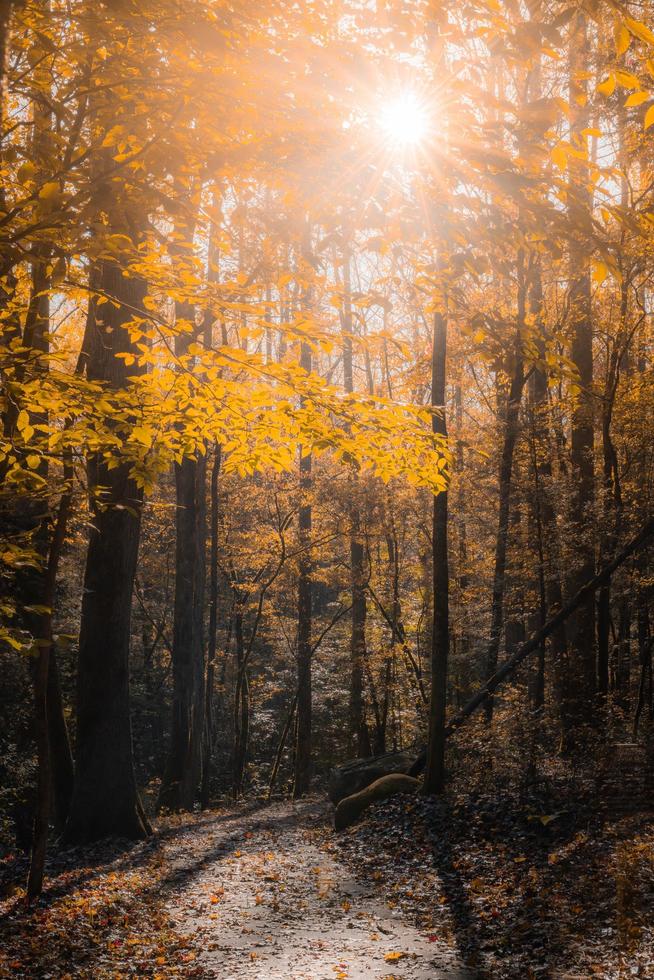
(163, 797), (474, 979)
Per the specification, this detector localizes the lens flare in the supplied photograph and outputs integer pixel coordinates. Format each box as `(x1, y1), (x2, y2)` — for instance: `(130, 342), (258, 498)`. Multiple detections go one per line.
(379, 92), (429, 147)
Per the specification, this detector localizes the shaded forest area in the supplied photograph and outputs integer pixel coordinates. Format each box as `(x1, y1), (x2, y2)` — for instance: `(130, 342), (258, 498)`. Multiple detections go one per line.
(1, 0), (654, 976)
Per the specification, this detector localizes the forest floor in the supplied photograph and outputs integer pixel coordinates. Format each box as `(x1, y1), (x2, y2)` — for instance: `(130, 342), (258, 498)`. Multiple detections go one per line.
(0, 788), (652, 978)
(335, 783), (654, 979)
(0, 796), (470, 979)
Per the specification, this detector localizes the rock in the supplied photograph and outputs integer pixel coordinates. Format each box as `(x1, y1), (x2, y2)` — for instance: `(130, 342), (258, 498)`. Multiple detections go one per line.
(328, 749), (419, 805)
(334, 773), (421, 831)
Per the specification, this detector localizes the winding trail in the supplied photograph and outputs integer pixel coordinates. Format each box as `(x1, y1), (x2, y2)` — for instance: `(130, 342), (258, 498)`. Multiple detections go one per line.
(163, 797), (474, 979)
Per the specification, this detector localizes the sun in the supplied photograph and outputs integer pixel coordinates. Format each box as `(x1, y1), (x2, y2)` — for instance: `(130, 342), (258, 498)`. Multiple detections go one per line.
(379, 91), (430, 148)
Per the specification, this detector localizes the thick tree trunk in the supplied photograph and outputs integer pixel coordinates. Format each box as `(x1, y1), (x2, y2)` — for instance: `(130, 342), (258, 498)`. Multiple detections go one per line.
(423, 309), (449, 795)
(159, 454), (207, 811)
(64, 260), (151, 844)
(159, 224), (207, 812)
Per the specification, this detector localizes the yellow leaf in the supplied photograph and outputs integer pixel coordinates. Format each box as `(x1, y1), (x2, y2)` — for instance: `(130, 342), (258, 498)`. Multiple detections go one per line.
(596, 74), (616, 97)
(645, 104), (654, 130)
(131, 426), (152, 447)
(101, 125), (125, 148)
(625, 91), (651, 107)
(38, 181), (61, 201)
(17, 161), (36, 183)
(550, 145), (567, 169)
(615, 23), (630, 56)
(615, 69), (640, 90)
(592, 261), (608, 286)
(626, 17), (654, 47)
(384, 952), (408, 962)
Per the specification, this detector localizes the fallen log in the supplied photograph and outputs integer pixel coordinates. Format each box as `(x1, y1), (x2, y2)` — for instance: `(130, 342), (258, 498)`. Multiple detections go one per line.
(334, 773), (421, 831)
(410, 516), (654, 777)
(328, 748), (418, 805)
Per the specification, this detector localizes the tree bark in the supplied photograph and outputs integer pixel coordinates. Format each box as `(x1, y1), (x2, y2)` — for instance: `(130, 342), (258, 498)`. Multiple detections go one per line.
(341, 243), (368, 756)
(159, 215), (207, 812)
(484, 261), (525, 720)
(232, 608), (249, 798)
(293, 349), (313, 797)
(159, 453), (207, 811)
(201, 443), (221, 808)
(423, 308), (449, 795)
(293, 223), (314, 798)
(566, 12), (596, 724)
(27, 470), (72, 902)
(64, 259), (151, 844)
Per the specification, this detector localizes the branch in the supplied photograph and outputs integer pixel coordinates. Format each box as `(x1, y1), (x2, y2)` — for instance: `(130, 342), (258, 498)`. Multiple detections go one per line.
(411, 516), (654, 775)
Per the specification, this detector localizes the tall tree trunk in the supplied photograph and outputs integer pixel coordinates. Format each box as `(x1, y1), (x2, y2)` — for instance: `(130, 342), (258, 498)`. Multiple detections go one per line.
(46, 650), (74, 831)
(341, 244), (368, 756)
(634, 548), (651, 737)
(597, 101), (629, 702)
(159, 217), (207, 812)
(31, 55), (75, 835)
(232, 608), (249, 799)
(268, 693), (297, 798)
(159, 453), (207, 811)
(484, 271), (525, 720)
(565, 12), (596, 727)
(423, 307), (449, 795)
(0, 1), (12, 224)
(201, 444), (221, 808)
(64, 260), (151, 843)
(293, 345), (313, 797)
(27, 475), (72, 901)
(528, 256), (569, 722)
(293, 223), (313, 798)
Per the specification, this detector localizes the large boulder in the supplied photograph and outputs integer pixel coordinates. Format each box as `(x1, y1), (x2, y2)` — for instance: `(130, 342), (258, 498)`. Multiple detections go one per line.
(328, 749), (418, 805)
(334, 773), (421, 831)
